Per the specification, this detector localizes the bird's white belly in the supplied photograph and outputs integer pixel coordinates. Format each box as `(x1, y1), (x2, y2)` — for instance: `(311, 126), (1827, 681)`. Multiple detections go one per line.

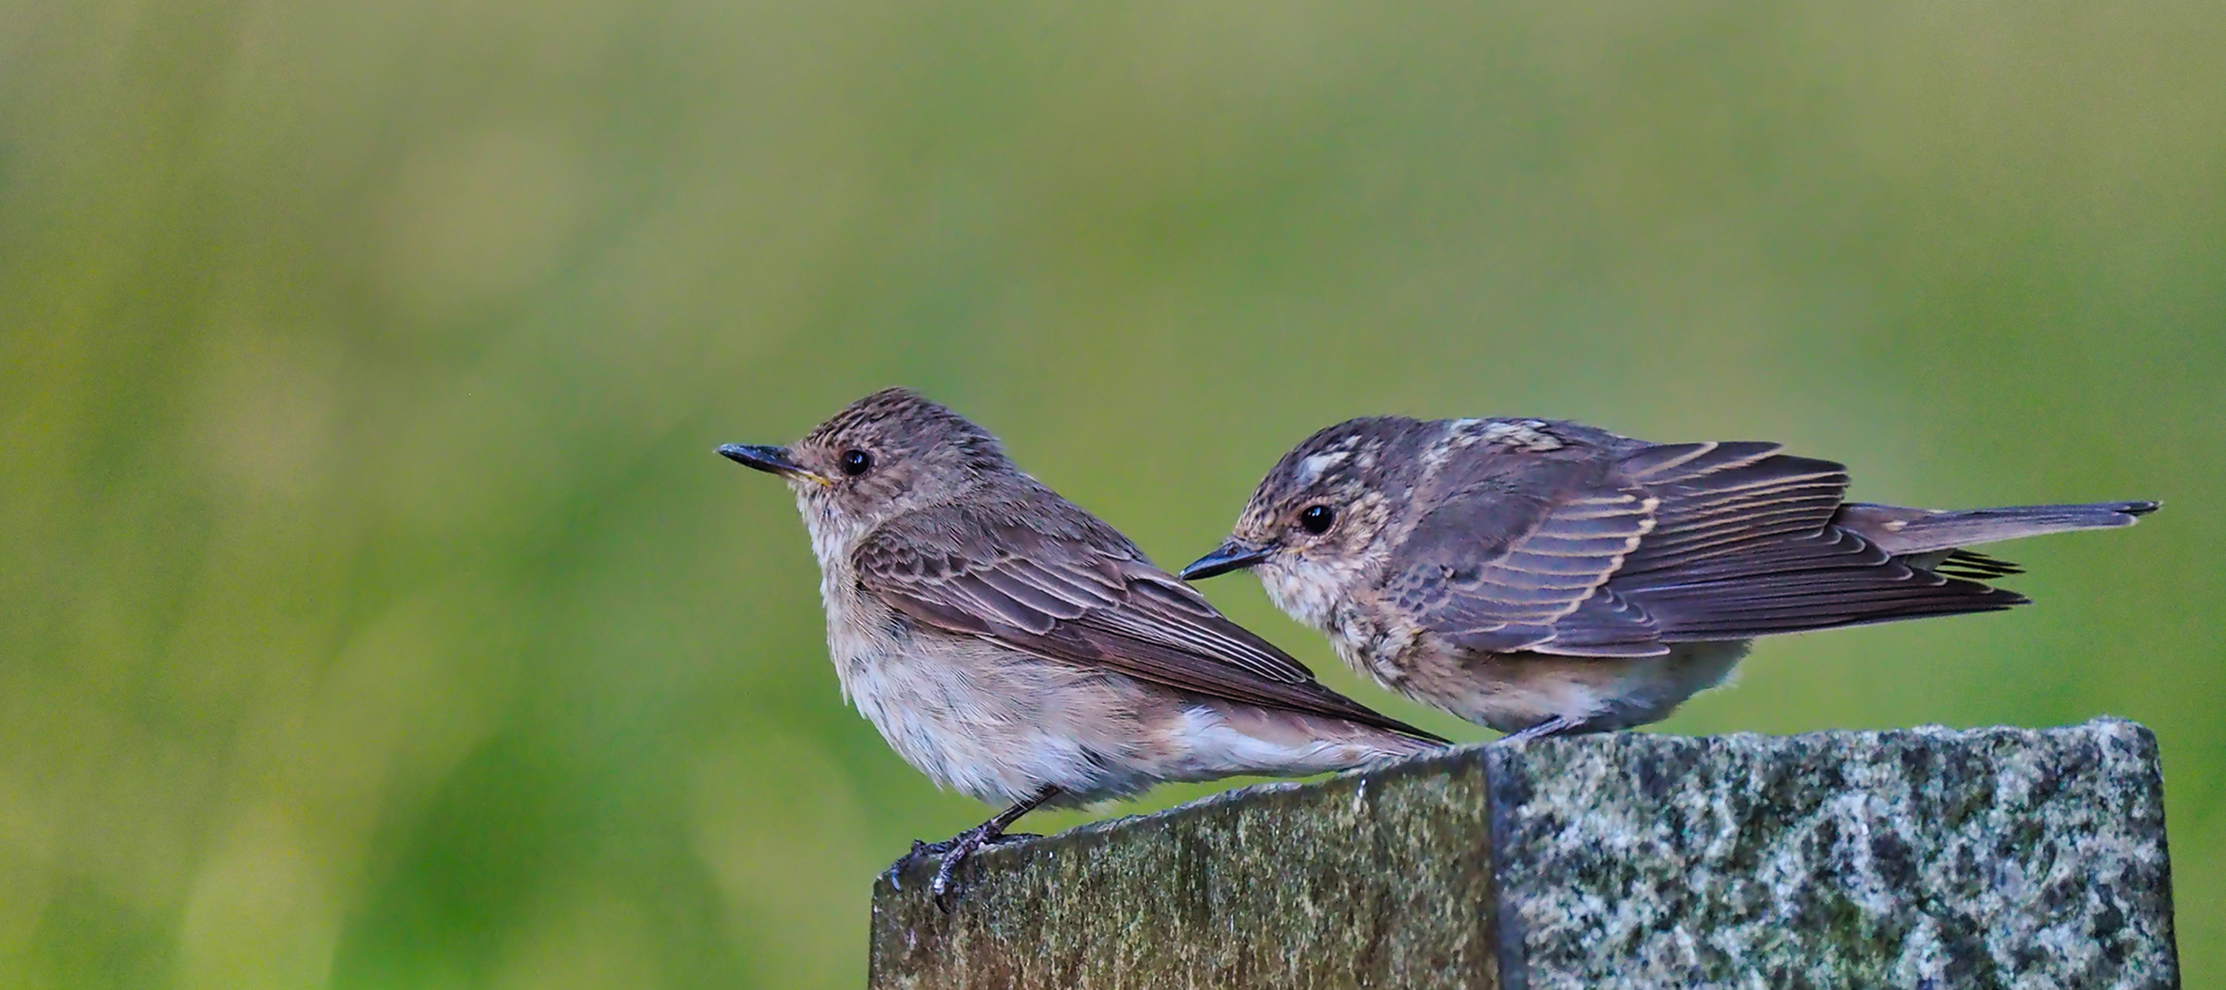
(822, 588), (1149, 807)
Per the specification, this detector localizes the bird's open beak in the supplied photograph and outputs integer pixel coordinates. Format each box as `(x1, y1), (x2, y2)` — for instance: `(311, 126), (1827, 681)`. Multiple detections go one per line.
(1179, 540), (1272, 581)
(718, 443), (825, 483)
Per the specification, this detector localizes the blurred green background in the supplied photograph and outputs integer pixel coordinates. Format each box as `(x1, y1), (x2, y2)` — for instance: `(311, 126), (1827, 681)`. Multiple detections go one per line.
(4, 0), (2221, 986)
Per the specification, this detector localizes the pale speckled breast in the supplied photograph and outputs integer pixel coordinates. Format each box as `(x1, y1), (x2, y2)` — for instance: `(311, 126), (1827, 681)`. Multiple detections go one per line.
(810, 555), (977, 792)
(815, 557), (893, 705)
(1327, 598), (1416, 690)
(1260, 562), (1422, 692)
(1257, 559), (1343, 634)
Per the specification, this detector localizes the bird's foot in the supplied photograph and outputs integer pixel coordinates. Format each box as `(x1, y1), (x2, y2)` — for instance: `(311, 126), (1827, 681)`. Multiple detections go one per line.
(886, 788), (1060, 908)
(881, 830), (1039, 892)
(882, 837), (958, 891)
(927, 821), (1043, 912)
(927, 825), (995, 913)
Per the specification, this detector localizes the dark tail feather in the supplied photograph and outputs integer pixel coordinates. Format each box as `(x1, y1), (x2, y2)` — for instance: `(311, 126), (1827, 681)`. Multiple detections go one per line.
(1931, 549), (2025, 579)
(1834, 500), (2158, 556)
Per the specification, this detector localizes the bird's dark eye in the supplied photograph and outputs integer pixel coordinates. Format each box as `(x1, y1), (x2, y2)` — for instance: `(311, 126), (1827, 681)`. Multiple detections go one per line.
(839, 449), (874, 476)
(1299, 504), (1335, 534)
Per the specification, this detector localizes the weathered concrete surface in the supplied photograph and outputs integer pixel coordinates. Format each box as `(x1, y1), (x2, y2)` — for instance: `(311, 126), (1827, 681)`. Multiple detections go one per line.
(869, 718), (2177, 990)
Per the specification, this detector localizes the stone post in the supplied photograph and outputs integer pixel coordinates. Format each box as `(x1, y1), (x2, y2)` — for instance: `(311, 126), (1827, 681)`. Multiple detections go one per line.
(869, 718), (2177, 989)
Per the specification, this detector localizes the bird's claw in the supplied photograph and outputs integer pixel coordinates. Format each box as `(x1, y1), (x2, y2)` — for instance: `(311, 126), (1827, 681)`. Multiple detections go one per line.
(928, 827), (987, 913)
(884, 837), (960, 891)
(883, 828), (1039, 905)
(889, 790), (1057, 909)
(929, 862), (965, 912)
(926, 823), (1041, 912)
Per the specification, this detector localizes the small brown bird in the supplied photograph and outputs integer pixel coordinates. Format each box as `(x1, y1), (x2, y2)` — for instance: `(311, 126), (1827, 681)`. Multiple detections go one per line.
(1180, 416), (2156, 742)
(719, 389), (1442, 908)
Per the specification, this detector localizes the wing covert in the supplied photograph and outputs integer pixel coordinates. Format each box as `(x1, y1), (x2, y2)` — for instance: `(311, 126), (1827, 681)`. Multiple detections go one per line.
(1386, 486), (1664, 656)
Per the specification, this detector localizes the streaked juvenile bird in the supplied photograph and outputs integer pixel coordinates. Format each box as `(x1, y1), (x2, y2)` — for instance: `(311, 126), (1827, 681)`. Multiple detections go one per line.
(718, 389), (1443, 908)
(1180, 416), (2156, 742)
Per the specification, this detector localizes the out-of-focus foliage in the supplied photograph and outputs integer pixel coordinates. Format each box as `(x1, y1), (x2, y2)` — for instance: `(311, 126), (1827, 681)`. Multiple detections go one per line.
(2, 0), (2219, 986)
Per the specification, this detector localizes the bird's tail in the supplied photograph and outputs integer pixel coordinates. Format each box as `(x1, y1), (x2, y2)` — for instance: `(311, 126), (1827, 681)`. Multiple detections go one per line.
(1833, 500), (2159, 557)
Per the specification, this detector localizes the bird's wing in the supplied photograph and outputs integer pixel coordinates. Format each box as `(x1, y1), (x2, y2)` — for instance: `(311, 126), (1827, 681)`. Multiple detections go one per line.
(1593, 442), (2030, 640)
(1382, 466), (1668, 657)
(1612, 441), (1850, 577)
(1602, 442), (2026, 639)
(1386, 438), (2027, 658)
(852, 499), (1445, 741)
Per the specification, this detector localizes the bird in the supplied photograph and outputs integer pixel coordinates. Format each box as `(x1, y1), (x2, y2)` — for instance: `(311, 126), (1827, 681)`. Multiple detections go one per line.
(717, 388), (1444, 909)
(1178, 415), (2157, 742)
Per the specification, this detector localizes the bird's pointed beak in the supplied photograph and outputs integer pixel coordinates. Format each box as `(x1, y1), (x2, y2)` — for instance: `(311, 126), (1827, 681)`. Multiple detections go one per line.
(1179, 539), (1272, 581)
(717, 443), (826, 483)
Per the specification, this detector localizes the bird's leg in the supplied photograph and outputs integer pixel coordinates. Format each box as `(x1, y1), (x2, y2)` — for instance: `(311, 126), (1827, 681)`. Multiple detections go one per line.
(905, 787), (1059, 913)
(1499, 714), (1587, 744)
